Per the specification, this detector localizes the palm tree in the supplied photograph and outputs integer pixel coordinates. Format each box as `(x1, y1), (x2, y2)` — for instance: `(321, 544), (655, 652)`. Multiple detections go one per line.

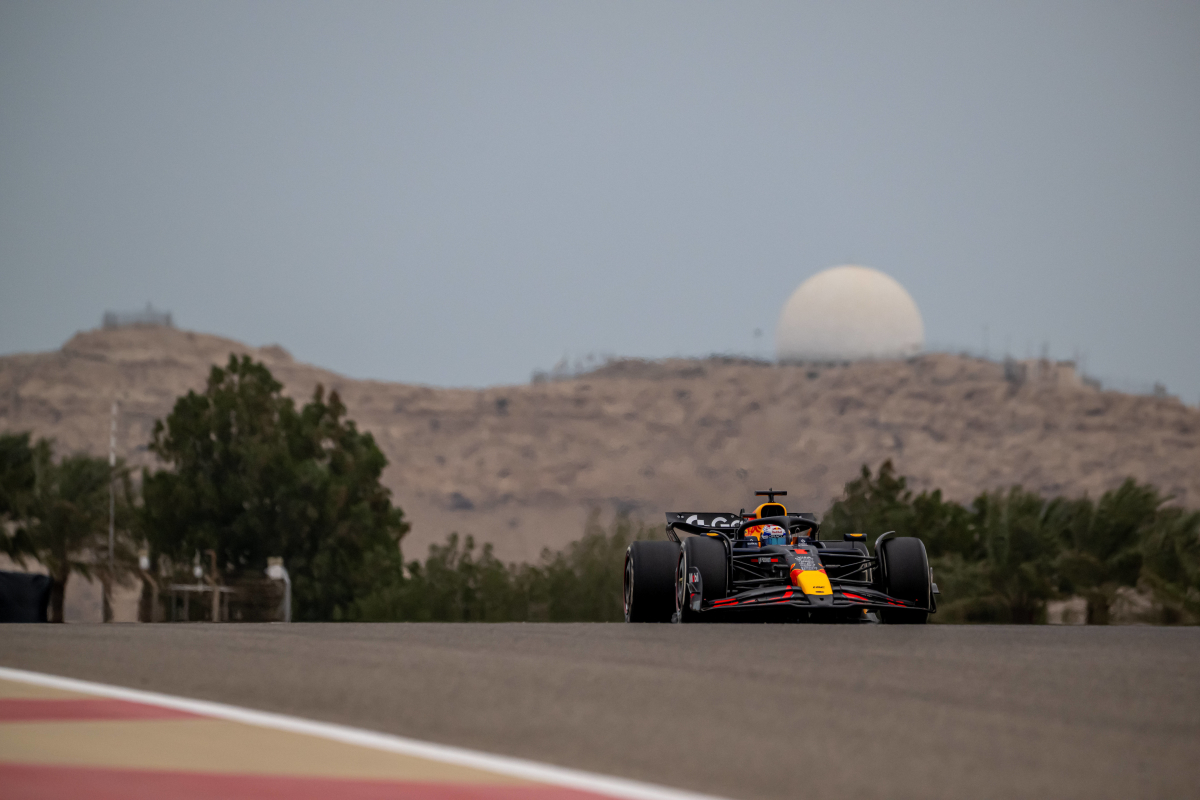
(23, 441), (134, 622)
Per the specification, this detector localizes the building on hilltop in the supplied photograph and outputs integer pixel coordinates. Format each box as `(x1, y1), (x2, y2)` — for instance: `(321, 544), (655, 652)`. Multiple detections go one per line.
(102, 303), (173, 330)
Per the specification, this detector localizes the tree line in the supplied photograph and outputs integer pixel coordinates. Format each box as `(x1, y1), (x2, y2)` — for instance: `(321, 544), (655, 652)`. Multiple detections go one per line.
(0, 432), (136, 620)
(2, 356), (407, 621)
(2, 354), (1197, 623)
(353, 462), (1200, 625)
(0, 355), (644, 622)
(821, 462), (1200, 623)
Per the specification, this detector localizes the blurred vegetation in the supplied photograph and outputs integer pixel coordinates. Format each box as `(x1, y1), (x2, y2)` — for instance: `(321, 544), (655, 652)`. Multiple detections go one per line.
(357, 512), (655, 622)
(373, 461), (1194, 625)
(822, 461), (1200, 624)
(140, 355), (408, 621)
(0, 432), (37, 556)
(1, 431), (137, 621)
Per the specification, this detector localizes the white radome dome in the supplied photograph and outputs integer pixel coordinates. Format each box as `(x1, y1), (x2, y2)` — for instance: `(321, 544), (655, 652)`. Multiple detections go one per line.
(775, 265), (924, 362)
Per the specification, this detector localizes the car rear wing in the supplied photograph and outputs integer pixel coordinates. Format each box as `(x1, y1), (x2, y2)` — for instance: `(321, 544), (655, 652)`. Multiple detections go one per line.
(665, 512), (818, 542)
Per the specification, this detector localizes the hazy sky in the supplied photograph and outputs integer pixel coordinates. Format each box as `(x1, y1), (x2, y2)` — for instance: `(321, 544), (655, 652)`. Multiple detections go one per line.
(2, 2), (1198, 400)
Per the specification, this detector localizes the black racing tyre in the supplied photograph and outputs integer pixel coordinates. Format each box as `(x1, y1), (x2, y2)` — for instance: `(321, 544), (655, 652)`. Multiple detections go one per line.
(878, 537), (931, 624)
(685, 536), (727, 600)
(674, 536), (728, 622)
(625, 541), (679, 622)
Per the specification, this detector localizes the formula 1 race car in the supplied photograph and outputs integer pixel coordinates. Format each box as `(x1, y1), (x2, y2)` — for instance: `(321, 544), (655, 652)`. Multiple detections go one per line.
(624, 490), (938, 624)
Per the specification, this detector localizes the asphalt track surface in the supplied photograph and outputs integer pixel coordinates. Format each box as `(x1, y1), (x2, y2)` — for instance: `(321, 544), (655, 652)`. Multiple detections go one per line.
(3, 623), (1199, 800)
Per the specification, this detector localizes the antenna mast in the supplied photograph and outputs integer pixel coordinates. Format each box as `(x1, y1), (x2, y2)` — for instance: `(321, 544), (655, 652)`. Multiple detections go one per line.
(106, 401), (117, 622)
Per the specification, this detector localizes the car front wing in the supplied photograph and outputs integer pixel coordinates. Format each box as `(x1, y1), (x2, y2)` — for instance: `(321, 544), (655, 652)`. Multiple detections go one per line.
(700, 582), (924, 613)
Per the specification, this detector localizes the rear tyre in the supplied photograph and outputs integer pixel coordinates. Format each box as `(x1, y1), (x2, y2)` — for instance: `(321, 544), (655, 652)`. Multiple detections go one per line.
(878, 537), (931, 625)
(675, 536), (728, 622)
(625, 541), (679, 622)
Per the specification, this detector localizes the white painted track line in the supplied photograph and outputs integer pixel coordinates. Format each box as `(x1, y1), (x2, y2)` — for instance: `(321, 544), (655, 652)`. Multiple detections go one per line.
(0, 665), (733, 800)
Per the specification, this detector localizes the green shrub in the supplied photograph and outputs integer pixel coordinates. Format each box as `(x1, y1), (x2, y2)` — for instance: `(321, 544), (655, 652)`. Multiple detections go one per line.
(356, 512), (654, 622)
(824, 462), (1199, 624)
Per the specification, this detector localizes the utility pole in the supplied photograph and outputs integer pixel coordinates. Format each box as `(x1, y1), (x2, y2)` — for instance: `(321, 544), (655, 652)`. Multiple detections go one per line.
(104, 401), (117, 622)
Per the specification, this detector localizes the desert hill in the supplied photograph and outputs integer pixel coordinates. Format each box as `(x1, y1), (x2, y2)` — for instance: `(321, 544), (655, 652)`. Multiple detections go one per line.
(2, 326), (1198, 562)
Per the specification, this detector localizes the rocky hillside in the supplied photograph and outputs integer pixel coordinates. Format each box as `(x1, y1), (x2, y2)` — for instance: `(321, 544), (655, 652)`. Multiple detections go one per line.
(3, 326), (1198, 562)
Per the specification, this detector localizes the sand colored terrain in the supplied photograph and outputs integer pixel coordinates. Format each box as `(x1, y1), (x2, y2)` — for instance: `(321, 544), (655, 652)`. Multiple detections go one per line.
(2, 326), (1198, 563)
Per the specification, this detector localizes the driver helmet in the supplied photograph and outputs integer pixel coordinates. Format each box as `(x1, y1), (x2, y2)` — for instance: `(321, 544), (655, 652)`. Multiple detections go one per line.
(761, 524), (787, 545)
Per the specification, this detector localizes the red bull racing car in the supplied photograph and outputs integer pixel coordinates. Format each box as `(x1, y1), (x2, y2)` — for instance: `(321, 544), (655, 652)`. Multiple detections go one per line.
(624, 490), (938, 624)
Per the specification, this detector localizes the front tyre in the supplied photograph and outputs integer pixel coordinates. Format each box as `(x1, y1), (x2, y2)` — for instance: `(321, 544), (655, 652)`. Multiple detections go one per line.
(878, 537), (931, 625)
(675, 536), (728, 622)
(625, 541), (679, 622)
